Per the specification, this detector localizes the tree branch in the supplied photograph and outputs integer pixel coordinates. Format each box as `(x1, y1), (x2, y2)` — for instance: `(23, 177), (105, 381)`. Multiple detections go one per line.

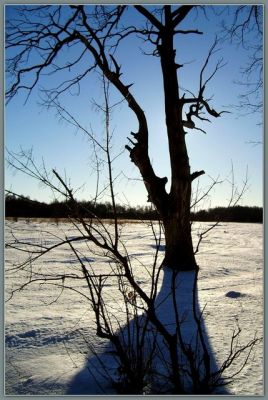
(134, 6), (163, 31)
(172, 5), (194, 27)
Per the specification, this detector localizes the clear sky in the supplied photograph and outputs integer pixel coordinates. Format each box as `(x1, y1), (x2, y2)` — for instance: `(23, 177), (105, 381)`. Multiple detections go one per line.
(5, 5), (263, 209)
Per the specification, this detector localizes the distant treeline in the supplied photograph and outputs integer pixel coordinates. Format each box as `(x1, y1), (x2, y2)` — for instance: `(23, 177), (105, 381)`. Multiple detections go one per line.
(5, 194), (263, 223)
(191, 206), (262, 223)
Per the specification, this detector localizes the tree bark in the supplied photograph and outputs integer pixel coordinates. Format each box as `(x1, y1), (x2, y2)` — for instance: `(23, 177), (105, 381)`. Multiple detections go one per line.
(162, 206), (197, 271)
(157, 6), (198, 271)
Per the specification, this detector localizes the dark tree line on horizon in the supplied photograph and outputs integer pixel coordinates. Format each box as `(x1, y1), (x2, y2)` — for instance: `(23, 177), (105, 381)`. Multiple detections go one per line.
(5, 194), (262, 223)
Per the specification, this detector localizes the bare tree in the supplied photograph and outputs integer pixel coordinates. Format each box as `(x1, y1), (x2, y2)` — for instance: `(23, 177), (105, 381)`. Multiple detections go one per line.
(5, 4), (233, 271)
(220, 5), (263, 115)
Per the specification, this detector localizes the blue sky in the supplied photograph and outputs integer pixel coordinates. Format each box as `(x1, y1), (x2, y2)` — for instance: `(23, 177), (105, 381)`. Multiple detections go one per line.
(5, 5), (263, 208)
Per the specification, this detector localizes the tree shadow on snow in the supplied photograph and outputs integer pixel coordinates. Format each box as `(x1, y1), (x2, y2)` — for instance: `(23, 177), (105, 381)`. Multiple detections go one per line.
(150, 244), (166, 252)
(66, 268), (230, 395)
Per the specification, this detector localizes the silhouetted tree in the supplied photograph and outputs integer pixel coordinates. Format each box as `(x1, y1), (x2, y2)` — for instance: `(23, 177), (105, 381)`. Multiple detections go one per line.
(6, 5), (261, 270)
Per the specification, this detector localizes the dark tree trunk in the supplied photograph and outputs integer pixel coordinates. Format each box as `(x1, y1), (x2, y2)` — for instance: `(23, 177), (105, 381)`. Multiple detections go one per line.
(162, 207), (198, 271)
(155, 6), (198, 271)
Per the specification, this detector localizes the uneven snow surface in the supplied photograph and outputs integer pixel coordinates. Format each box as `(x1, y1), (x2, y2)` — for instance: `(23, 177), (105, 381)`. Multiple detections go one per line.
(5, 220), (263, 395)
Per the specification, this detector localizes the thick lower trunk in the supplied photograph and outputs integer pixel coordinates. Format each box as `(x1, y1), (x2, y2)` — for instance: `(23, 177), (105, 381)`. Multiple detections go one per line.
(161, 178), (197, 271)
(162, 214), (198, 271)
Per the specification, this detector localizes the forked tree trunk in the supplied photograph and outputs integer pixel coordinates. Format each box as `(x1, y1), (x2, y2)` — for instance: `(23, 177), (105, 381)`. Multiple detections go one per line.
(123, 6), (199, 271)
(124, 7), (199, 271)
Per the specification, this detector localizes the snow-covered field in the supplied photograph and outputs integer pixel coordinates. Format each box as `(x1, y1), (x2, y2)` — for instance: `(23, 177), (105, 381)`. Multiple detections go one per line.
(5, 219), (263, 395)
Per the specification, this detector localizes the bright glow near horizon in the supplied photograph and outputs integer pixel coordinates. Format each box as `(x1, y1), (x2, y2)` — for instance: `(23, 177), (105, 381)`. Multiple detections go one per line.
(5, 5), (263, 209)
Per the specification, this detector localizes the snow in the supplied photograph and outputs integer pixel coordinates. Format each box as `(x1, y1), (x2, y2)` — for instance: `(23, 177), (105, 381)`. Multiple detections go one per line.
(5, 220), (263, 395)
